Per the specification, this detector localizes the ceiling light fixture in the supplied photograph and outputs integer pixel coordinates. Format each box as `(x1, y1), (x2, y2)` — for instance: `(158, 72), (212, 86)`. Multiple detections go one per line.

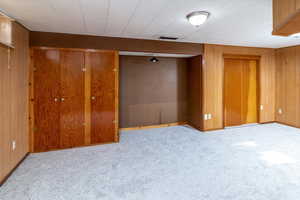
(150, 57), (159, 63)
(187, 11), (210, 27)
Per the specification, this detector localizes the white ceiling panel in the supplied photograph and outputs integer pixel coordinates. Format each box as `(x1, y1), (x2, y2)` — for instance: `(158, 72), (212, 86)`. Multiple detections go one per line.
(104, 0), (141, 36)
(79, 0), (110, 35)
(121, 0), (171, 38)
(48, 0), (85, 34)
(1, 0), (300, 48)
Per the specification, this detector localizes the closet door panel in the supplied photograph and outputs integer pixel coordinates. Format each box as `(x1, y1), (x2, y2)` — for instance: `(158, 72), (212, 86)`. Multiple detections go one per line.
(60, 50), (85, 148)
(224, 59), (243, 126)
(34, 97), (61, 151)
(33, 49), (61, 151)
(90, 51), (117, 143)
(60, 50), (85, 97)
(60, 96), (85, 148)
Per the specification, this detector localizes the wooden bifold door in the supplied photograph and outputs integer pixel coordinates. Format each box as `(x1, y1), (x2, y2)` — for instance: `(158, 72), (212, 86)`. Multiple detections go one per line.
(32, 48), (118, 152)
(224, 58), (258, 127)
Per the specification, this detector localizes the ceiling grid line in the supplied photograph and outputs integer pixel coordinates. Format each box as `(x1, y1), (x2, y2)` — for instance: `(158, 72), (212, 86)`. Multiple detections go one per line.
(1, 0), (300, 48)
(134, 0), (172, 36)
(120, 0), (143, 36)
(104, 0), (111, 35)
(77, 0), (88, 33)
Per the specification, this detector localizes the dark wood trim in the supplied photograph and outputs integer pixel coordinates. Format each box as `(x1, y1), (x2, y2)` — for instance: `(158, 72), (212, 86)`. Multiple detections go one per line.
(0, 153), (29, 186)
(260, 121), (276, 124)
(275, 121), (300, 128)
(30, 31), (203, 55)
(202, 127), (224, 132)
(119, 122), (188, 131)
(223, 54), (261, 60)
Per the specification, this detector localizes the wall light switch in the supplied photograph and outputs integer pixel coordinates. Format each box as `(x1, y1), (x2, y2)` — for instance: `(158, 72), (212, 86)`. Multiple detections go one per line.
(204, 114), (208, 120)
(260, 105), (264, 110)
(278, 108), (283, 114)
(12, 141), (16, 151)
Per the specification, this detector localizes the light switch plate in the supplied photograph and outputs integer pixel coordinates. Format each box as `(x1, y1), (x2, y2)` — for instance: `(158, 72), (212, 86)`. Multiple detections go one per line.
(260, 105), (264, 110)
(204, 114), (208, 120)
(12, 141), (16, 151)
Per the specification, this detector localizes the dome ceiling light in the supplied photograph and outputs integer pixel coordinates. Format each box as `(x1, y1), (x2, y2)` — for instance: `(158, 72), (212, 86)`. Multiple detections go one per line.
(186, 11), (210, 27)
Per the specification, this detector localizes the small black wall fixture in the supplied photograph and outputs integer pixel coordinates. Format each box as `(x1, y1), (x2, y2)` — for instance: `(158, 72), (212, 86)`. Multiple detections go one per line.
(150, 57), (159, 63)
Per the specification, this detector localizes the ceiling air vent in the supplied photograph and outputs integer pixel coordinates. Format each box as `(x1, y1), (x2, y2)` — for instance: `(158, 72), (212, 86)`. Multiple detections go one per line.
(159, 36), (179, 40)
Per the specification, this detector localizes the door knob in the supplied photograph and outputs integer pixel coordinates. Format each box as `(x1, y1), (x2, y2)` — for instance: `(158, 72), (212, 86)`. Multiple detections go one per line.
(61, 98), (65, 102)
(91, 96), (96, 100)
(54, 98), (58, 102)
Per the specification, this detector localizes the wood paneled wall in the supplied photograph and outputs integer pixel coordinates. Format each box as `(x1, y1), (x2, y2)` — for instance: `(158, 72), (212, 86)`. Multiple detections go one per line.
(275, 46), (300, 127)
(120, 56), (188, 128)
(202, 44), (276, 131)
(0, 22), (29, 183)
(187, 56), (203, 130)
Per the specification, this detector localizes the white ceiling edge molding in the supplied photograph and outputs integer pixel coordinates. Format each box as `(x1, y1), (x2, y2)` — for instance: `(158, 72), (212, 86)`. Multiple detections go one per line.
(119, 51), (194, 58)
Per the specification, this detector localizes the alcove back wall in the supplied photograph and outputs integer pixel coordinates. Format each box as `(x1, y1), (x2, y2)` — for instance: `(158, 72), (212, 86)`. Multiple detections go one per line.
(120, 56), (188, 128)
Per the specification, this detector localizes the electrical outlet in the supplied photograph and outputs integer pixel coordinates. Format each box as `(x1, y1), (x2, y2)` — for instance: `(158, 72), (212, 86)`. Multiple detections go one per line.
(12, 141), (16, 151)
(208, 114), (212, 120)
(204, 114), (208, 120)
(260, 105), (264, 110)
(278, 108), (283, 114)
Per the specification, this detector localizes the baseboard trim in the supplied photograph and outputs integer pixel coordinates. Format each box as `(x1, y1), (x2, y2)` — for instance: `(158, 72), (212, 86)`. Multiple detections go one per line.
(274, 121), (299, 128)
(120, 122), (188, 131)
(0, 152), (29, 186)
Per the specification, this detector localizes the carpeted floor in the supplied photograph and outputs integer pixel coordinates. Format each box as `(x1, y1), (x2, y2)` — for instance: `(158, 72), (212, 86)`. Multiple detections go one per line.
(1, 123), (300, 200)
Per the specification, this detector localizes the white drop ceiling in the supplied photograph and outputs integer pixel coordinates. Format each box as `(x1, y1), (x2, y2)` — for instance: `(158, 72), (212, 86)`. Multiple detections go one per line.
(1, 0), (300, 48)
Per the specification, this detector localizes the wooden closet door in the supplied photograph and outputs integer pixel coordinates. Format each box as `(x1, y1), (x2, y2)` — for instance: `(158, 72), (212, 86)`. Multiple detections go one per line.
(224, 59), (243, 127)
(60, 50), (85, 148)
(89, 51), (118, 143)
(33, 49), (61, 152)
(224, 58), (258, 127)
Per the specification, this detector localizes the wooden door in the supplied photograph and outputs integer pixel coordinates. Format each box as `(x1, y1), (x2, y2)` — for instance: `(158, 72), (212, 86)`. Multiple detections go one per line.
(33, 49), (61, 152)
(224, 58), (258, 127)
(88, 51), (118, 143)
(60, 50), (85, 148)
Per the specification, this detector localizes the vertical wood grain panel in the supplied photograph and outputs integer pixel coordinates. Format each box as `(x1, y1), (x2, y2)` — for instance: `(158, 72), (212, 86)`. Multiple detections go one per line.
(297, 0), (300, 9)
(10, 23), (29, 166)
(60, 50), (85, 148)
(259, 50), (276, 123)
(275, 46), (300, 127)
(90, 51), (117, 143)
(0, 45), (11, 181)
(187, 56), (203, 130)
(203, 44), (275, 131)
(0, 22), (29, 183)
(120, 56), (188, 128)
(246, 60), (258, 124)
(84, 52), (91, 145)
